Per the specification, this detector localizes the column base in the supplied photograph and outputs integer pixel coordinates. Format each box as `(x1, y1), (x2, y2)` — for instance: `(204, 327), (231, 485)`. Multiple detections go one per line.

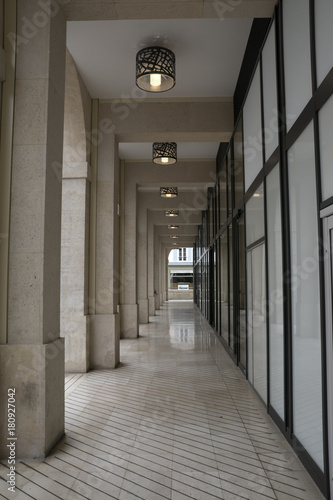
(63, 316), (90, 373)
(138, 298), (149, 324)
(90, 313), (120, 368)
(120, 304), (138, 338)
(148, 296), (155, 316)
(0, 339), (65, 459)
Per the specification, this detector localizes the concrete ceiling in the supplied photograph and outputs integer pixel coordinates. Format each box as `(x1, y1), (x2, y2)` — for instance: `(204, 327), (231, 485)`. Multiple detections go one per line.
(65, 5), (274, 247)
(66, 19), (252, 99)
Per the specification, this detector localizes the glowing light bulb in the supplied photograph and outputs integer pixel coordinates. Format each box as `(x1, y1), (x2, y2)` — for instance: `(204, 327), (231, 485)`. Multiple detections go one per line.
(161, 157), (169, 164)
(150, 73), (161, 87)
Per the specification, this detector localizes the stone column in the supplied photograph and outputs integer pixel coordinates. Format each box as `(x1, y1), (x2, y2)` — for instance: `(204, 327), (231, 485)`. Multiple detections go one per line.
(0, 0), (66, 459)
(164, 248), (169, 302)
(90, 125), (120, 368)
(61, 163), (90, 372)
(154, 235), (161, 310)
(119, 164), (138, 338)
(137, 203), (149, 324)
(147, 213), (155, 316)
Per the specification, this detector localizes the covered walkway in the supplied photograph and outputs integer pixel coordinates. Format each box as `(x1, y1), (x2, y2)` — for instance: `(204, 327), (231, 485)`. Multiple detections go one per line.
(0, 302), (324, 500)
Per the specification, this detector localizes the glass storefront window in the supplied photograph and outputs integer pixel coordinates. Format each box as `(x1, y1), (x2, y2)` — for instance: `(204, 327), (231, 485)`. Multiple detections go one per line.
(315, 0), (333, 87)
(234, 117), (244, 207)
(288, 122), (323, 471)
(266, 164), (284, 421)
(318, 93), (333, 202)
(262, 20), (279, 161)
(283, 0), (312, 132)
(243, 65), (263, 191)
(245, 184), (265, 247)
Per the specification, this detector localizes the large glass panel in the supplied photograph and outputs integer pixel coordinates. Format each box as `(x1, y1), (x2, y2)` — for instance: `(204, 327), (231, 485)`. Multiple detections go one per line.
(243, 66), (263, 191)
(247, 251), (253, 385)
(315, 0), (333, 87)
(238, 218), (246, 369)
(229, 225), (234, 351)
(216, 238), (220, 335)
(219, 165), (227, 227)
(227, 149), (233, 216)
(288, 122), (324, 470)
(234, 117), (244, 206)
(252, 244), (267, 402)
(283, 0), (312, 132)
(247, 244), (267, 402)
(220, 232), (229, 343)
(262, 20), (279, 161)
(318, 93), (333, 202)
(246, 184), (265, 247)
(266, 165), (284, 420)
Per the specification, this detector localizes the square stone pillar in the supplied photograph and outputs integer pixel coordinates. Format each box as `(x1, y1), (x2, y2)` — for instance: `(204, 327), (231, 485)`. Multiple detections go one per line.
(119, 161), (139, 338)
(61, 163), (91, 372)
(137, 203), (149, 324)
(0, 0), (66, 459)
(92, 116), (121, 364)
(147, 214), (156, 316)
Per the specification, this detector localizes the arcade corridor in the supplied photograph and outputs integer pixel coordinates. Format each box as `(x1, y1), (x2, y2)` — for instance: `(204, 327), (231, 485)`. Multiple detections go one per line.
(0, 301), (324, 500)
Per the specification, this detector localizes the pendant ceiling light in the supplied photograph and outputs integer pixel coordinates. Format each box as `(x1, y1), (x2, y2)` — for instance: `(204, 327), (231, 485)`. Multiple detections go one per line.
(136, 46), (175, 92)
(160, 187), (178, 198)
(168, 224), (179, 229)
(170, 235), (179, 239)
(164, 210), (179, 217)
(153, 142), (177, 165)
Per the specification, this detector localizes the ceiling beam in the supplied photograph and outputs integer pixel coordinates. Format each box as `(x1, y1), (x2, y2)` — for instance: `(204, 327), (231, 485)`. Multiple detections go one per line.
(63, 1), (276, 22)
(100, 100), (233, 143)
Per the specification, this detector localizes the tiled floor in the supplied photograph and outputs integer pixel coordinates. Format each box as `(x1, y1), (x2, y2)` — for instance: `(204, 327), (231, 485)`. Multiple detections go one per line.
(0, 301), (326, 500)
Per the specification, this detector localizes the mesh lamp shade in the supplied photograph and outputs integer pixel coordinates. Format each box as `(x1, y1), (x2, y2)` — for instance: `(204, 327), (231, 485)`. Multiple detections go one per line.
(153, 142), (177, 165)
(160, 187), (178, 198)
(164, 210), (179, 217)
(136, 46), (175, 92)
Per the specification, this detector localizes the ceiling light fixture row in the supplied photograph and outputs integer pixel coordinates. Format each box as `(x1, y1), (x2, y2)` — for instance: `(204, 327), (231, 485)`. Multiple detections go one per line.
(160, 187), (178, 198)
(164, 210), (179, 217)
(153, 142), (177, 165)
(136, 46), (176, 93)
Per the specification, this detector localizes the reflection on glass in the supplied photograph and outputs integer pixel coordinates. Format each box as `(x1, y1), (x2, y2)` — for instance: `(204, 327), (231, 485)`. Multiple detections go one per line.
(246, 184), (265, 246)
(288, 122), (323, 470)
(266, 165), (284, 420)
